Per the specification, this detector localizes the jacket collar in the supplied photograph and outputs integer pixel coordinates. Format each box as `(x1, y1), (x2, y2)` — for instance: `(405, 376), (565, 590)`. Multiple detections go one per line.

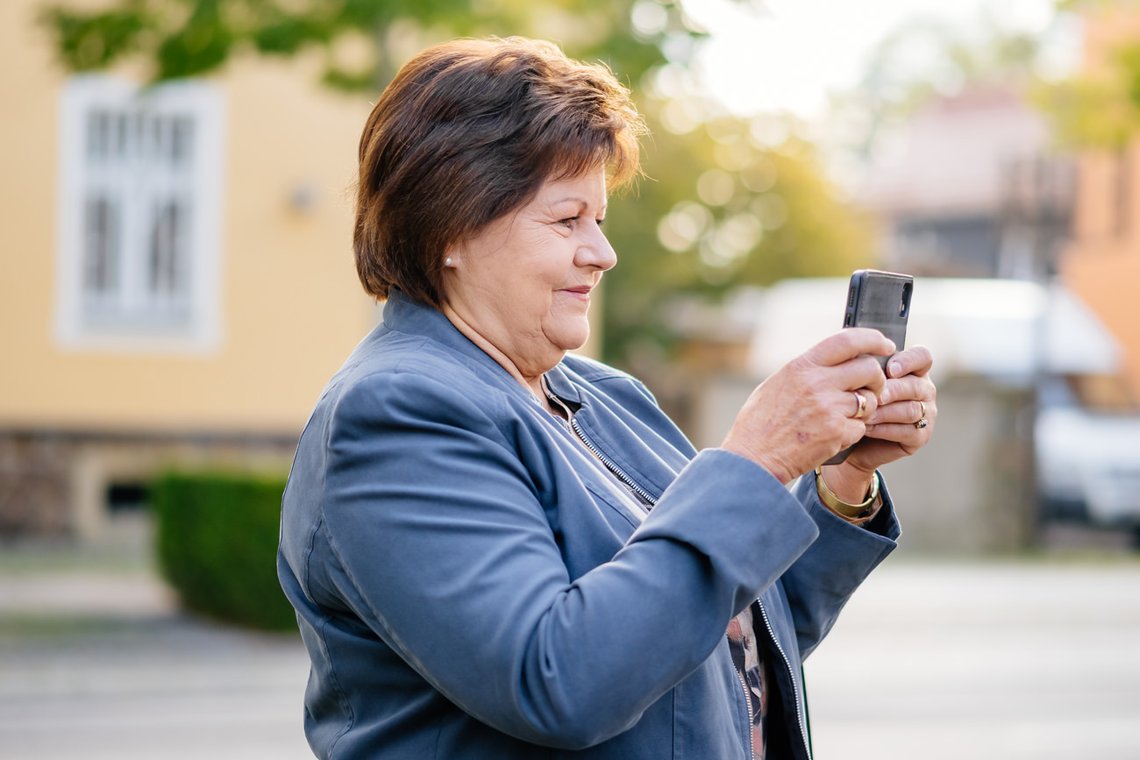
(380, 289), (568, 407)
(543, 363), (583, 406)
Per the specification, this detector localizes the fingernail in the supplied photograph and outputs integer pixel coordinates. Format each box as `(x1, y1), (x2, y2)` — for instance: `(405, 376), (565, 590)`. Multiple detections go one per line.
(888, 361), (902, 377)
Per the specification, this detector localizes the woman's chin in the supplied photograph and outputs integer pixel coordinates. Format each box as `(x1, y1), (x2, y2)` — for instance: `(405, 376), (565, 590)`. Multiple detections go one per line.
(548, 322), (591, 354)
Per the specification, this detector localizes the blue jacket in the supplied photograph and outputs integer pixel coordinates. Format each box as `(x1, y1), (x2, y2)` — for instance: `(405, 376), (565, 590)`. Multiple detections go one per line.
(278, 291), (900, 759)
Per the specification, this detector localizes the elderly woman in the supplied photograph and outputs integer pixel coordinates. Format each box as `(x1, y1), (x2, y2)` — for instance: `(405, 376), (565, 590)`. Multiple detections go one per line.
(278, 37), (936, 760)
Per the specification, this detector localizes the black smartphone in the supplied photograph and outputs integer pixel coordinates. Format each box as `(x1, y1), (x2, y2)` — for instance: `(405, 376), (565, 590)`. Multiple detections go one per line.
(842, 269), (912, 366)
(825, 269), (913, 465)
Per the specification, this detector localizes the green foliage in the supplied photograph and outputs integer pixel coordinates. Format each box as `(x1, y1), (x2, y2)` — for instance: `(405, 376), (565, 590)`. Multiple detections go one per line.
(1036, 71), (1140, 149)
(1011, 3), (1140, 151)
(1038, 30), (1140, 150)
(40, 1), (156, 71)
(602, 108), (874, 362)
(153, 0), (233, 78)
(152, 470), (296, 632)
(38, 0), (677, 90)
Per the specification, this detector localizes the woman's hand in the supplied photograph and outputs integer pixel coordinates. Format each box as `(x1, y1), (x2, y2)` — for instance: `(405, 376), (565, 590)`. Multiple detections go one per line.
(722, 328), (895, 484)
(840, 345), (937, 477)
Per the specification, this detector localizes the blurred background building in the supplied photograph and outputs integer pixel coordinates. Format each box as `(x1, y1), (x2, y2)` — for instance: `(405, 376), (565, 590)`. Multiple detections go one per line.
(0, 0), (377, 540)
(1061, 4), (1140, 405)
(860, 84), (1072, 280)
(663, 0), (1140, 551)
(3, 0), (1140, 552)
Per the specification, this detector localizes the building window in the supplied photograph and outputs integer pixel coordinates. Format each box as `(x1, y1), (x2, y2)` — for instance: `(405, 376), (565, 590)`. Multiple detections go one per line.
(55, 76), (224, 351)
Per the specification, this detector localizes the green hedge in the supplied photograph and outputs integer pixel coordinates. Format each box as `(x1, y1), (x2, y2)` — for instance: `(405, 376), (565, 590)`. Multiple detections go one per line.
(152, 471), (297, 632)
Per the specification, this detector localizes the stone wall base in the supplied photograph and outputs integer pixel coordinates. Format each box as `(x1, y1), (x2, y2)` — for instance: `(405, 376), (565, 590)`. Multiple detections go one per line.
(0, 428), (298, 542)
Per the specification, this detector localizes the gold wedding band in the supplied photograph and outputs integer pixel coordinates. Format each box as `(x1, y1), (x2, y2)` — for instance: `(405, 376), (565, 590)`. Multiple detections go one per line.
(913, 400), (928, 429)
(852, 391), (867, 419)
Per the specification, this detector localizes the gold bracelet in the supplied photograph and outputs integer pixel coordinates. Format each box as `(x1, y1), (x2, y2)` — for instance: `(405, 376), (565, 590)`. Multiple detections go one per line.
(815, 466), (880, 519)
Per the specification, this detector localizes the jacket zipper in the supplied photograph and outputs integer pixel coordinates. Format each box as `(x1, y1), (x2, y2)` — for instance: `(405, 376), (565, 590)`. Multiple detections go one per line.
(757, 600), (811, 759)
(568, 417), (659, 507)
(735, 668), (757, 760)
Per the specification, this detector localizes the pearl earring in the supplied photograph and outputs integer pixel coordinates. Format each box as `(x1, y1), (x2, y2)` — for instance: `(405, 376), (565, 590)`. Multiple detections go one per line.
(445, 256), (453, 267)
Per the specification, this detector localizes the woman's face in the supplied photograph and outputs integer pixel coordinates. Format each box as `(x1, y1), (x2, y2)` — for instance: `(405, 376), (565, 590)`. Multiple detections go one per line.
(441, 166), (616, 378)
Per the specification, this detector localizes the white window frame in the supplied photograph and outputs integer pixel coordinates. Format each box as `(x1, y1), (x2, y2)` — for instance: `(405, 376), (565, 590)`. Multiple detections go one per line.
(55, 75), (225, 353)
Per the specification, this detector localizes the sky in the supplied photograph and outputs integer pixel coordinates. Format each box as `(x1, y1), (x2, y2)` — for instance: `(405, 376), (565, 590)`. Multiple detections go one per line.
(678, 0), (1074, 119)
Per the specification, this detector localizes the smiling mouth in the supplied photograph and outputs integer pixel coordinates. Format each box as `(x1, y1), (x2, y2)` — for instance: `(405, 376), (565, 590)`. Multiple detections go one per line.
(559, 287), (594, 302)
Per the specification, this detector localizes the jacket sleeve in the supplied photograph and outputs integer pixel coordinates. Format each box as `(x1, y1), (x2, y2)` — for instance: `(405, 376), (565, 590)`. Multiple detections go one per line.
(779, 473), (901, 659)
(314, 370), (821, 750)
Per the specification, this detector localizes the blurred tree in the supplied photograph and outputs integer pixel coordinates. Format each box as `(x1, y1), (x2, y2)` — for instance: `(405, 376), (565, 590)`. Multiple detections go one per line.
(602, 104), (873, 362)
(40, 0), (872, 366)
(1039, 0), (1140, 150)
(39, 0), (671, 90)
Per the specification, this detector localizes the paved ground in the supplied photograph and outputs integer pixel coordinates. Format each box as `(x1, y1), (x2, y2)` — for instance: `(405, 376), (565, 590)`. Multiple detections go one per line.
(807, 558), (1140, 760)
(0, 540), (310, 760)
(1, 541), (1138, 759)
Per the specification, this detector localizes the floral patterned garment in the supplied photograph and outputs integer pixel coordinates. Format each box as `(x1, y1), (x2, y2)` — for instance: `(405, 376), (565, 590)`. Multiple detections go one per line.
(726, 604), (770, 759)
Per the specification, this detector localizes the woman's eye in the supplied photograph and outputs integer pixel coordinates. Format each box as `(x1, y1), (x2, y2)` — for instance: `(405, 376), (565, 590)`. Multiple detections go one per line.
(596, 218), (606, 227)
(558, 216), (578, 228)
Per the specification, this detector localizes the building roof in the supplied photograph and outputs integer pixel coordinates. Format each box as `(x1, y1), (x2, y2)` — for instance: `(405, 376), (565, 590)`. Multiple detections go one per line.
(858, 87), (1051, 217)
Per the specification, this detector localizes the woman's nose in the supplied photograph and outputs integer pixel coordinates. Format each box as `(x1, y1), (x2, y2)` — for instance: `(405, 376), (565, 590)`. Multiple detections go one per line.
(577, 224), (617, 271)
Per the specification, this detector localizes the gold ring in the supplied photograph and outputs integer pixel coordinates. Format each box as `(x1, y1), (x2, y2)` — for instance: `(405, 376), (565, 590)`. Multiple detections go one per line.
(918, 401), (926, 420)
(914, 418), (928, 430)
(852, 391), (867, 419)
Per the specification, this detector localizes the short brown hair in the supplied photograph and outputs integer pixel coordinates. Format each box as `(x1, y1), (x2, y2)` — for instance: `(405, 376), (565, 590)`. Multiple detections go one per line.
(353, 37), (646, 305)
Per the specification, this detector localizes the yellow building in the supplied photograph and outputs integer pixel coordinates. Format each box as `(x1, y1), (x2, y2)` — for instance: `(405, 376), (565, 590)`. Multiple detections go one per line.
(1062, 4), (1140, 405)
(0, 0), (378, 538)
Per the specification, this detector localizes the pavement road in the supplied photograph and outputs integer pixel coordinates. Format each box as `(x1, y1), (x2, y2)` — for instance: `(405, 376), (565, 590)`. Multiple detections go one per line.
(807, 560), (1140, 760)
(1, 554), (1138, 759)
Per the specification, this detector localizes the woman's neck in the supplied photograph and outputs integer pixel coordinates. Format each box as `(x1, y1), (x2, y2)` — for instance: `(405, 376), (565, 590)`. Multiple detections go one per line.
(440, 302), (551, 402)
